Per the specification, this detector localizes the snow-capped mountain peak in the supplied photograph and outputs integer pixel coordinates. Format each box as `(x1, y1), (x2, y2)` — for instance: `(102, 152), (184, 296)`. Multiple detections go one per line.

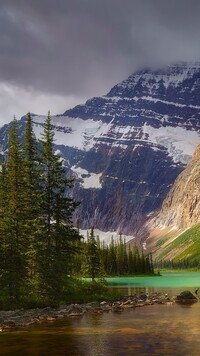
(1, 62), (200, 235)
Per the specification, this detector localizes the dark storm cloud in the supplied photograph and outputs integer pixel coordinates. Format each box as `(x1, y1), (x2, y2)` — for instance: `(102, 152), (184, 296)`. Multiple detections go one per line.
(0, 0), (200, 105)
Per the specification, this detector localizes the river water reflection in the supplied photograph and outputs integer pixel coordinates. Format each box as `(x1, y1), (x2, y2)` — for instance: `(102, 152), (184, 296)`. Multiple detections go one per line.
(1, 272), (200, 355)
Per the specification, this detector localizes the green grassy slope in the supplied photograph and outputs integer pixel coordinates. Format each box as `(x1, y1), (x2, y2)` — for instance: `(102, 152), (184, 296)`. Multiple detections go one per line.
(155, 223), (200, 262)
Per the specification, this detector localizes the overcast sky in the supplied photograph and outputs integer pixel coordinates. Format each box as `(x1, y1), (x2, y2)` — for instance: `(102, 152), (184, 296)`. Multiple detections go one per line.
(0, 0), (200, 125)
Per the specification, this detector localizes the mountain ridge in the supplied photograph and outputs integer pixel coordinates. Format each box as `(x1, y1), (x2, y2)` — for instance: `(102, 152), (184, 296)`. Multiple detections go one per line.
(1, 62), (200, 236)
(152, 143), (200, 231)
(145, 143), (200, 260)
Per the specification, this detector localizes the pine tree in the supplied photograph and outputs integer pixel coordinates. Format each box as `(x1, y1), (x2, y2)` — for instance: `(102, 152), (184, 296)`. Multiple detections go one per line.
(116, 234), (124, 274)
(148, 252), (154, 274)
(23, 113), (41, 282)
(141, 248), (146, 273)
(128, 245), (134, 274)
(85, 227), (101, 281)
(108, 236), (117, 275)
(38, 112), (80, 302)
(133, 242), (141, 273)
(123, 238), (128, 274)
(0, 158), (8, 292)
(0, 118), (28, 300)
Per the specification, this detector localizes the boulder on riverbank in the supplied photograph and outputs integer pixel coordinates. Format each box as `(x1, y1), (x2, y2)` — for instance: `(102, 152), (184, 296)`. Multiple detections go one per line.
(175, 291), (198, 304)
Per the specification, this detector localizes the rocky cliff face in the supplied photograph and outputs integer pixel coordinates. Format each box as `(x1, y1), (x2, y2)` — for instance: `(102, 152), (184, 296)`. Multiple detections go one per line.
(1, 63), (200, 235)
(145, 144), (200, 261)
(154, 144), (200, 230)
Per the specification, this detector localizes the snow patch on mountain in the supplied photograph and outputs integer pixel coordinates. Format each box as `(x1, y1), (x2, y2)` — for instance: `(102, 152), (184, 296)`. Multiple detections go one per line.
(104, 95), (200, 109)
(79, 228), (134, 244)
(82, 173), (102, 189)
(71, 166), (89, 176)
(32, 113), (199, 165)
(71, 165), (102, 189)
(33, 116), (108, 151)
(142, 123), (200, 164)
(140, 96), (200, 110)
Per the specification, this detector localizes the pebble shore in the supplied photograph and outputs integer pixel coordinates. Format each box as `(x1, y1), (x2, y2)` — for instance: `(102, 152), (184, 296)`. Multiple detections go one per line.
(0, 291), (178, 331)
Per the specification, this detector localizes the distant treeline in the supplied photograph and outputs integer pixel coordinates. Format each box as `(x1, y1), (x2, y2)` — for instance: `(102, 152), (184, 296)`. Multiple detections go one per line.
(154, 259), (200, 270)
(73, 228), (154, 278)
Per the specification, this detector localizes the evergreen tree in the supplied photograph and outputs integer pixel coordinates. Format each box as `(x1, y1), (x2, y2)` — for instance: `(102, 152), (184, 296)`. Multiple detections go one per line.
(123, 238), (128, 274)
(99, 240), (108, 274)
(85, 227), (101, 280)
(116, 235), (124, 274)
(23, 113), (41, 281)
(108, 236), (117, 274)
(148, 252), (154, 274)
(0, 158), (8, 292)
(141, 248), (146, 273)
(133, 242), (141, 273)
(38, 112), (80, 302)
(0, 118), (28, 299)
(128, 245), (134, 274)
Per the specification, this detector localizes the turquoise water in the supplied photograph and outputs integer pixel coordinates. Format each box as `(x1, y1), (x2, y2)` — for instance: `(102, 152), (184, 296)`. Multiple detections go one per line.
(106, 272), (200, 291)
(1, 272), (200, 355)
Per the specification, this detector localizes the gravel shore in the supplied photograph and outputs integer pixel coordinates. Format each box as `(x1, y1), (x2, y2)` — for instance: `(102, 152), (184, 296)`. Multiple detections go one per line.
(0, 291), (180, 331)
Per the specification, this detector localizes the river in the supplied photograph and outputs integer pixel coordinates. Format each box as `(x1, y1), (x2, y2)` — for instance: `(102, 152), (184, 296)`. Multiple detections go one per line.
(1, 272), (200, 355)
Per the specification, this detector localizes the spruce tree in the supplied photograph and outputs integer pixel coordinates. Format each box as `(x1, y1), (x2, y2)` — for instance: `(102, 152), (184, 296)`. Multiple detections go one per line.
(0, 158), (8, 293)
(133, 242), (141, 273)
(123, 238), (128, 274)
(85, 227), (101, 280)
(116, 235), (124, 274)
(38, 112), (80, 302)
(109, 236), (117, 275)
(0, 118), (28, 300)
(128, 245), (134, 274)
(23, 113), (41, 282)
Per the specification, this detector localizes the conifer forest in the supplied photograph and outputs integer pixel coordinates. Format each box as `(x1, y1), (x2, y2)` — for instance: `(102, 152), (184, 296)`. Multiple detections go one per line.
(0, 113), (154, 307)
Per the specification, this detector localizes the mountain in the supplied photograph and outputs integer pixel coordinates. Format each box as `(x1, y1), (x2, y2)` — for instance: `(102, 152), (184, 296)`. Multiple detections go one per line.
(1, 62), (200, 236)
(151, 223), (200, 263)
(145, 143), (200, 260)
(157, 144), (200, 230)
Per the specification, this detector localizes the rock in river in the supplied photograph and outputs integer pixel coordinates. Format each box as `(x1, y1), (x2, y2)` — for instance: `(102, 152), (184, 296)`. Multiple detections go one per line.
(175, 291), (198, 304)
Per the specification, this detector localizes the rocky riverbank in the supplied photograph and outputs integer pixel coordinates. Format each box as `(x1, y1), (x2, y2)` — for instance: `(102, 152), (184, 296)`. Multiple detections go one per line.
(0, 291), (197, 331)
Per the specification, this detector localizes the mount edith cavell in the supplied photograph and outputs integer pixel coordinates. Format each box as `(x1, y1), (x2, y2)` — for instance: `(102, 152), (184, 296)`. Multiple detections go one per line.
(1, 62), (200, 260)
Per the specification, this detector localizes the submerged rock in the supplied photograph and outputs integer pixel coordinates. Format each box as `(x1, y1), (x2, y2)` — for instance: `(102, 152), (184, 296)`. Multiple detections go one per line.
(66, 304), (84, 317)
(2, 321), (16, 329)
(100, 301), (111, 311)
(139, 294), (148, 301)
(112, 302), (124, 313)
(175, 291), (198, 303)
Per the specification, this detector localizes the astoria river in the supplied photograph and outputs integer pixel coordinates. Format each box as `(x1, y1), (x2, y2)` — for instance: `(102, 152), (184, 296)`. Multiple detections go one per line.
(1, 272), (200, 355)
